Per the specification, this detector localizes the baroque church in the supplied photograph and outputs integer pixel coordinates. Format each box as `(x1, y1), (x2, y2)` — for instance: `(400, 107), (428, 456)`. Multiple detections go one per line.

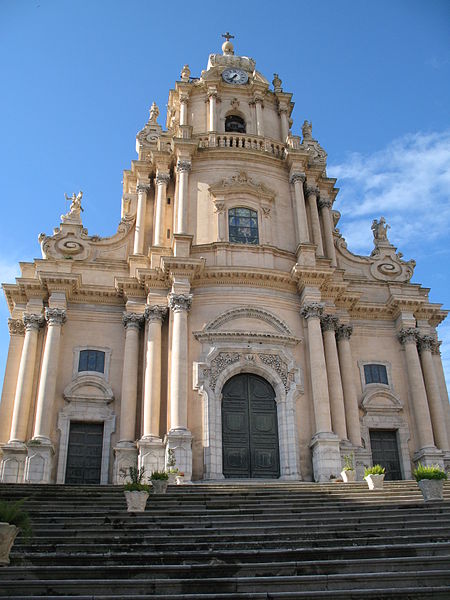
(0, 37), (449, 486)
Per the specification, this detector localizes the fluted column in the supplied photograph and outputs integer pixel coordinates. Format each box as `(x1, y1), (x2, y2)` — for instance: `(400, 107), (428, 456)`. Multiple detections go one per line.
(418, 335), (449, 450)
(142, 305), (167, 439)
(8, 314), (43, 444)
(153, 173), (170, 246)
(175, 160), (191, 234)
(33, 308), (66, 442)
(168, 293), (192, 430)
(118, 313), (143, 445)
(321, 315), (347, 441)
(133, 183), (150, 255)
(398, 328), (435, 450)
(305, 185), (324, 255)
(319, 198), (337, 266)
(254, 95), (264, 136)
(336, 324), (361, 447)
(207, 90), (217, 132)
(279, 107), (289, 141)
(289, 173), (309, 244)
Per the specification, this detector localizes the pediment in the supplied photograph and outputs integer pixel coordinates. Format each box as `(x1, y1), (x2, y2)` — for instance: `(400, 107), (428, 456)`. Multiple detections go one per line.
(63, 375), (114, 403)
(361, 388), (402, 414)
(209, 172), (275, 203)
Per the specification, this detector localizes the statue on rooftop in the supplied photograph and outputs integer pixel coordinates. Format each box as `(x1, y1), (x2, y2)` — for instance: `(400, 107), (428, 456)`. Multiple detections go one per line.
(62, 191), (83, 224)
(371, 216), (390, 242)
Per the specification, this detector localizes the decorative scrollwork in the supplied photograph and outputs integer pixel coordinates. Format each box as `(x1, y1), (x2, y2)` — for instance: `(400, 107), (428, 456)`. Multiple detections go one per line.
(320, 314), (339, 332)
(23, 314), (45, 332)
(144, 305), (168, 323)
(45, 308), (67, 326)
(300, 302), (324, 320)
(8, 318), (25, 335)
(168, 293), (192, 313)
(204, 352), (240, 391)
(398, 327), (419, 346)
(122, 312), (144, 329)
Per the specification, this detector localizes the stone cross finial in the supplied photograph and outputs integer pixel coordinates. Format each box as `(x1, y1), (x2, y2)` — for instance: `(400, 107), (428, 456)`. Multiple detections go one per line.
(221, 32), (235, 42)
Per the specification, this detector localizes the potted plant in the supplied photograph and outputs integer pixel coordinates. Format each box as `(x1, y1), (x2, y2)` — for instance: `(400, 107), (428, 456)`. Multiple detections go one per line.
(413, 463), (448, 502)
(364, 464), (385, 490)
(150, 470), (169, 494)
(166, 448), (178, 484)
(175, 471), (185, 485)
(341, 453), (356, 483)
(123, 467), (150, 512)
(0, 499), (32, 566)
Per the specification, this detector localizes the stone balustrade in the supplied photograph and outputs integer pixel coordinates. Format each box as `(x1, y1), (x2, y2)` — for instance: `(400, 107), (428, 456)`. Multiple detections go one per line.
(198, 133), (286, 158)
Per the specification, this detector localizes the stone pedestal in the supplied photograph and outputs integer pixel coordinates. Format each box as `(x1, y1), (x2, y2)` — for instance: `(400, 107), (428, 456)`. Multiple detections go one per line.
(24, 441), (54, 483)
(137, 437), (165, 479)
(310, 432), (341, 482)
(113, 445), (138, 484)
(0, 443), (27, 483)
(413, 446), (445, 469)
(165, 430), (192, 482)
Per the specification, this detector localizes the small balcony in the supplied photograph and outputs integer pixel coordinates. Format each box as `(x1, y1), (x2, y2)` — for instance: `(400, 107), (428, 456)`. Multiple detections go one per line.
(197, 133), (286, 159)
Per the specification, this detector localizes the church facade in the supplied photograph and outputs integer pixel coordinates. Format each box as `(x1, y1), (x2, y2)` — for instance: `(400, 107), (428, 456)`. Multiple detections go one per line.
(0, 38), (449, 485)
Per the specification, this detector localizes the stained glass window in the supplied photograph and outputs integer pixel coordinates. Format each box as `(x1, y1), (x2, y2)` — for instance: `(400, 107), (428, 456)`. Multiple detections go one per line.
(228, 207), (259, 245)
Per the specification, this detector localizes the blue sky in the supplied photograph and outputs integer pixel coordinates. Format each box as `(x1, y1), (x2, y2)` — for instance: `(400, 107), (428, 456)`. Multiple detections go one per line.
(0, 0), (449, 386)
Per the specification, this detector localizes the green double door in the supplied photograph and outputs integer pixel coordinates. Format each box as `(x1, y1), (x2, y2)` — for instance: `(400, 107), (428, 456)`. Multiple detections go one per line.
(222, 374), (280, 479)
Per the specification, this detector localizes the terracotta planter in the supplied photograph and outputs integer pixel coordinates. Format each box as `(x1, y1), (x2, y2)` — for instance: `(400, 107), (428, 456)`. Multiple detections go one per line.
(151, 480), (168, 494)
(364, 473), (385, 490)
(341, 469), (356, 483)
(418, 479), (444, 502)
(0, 523), (19, 566)
(124, 491), (149, 512)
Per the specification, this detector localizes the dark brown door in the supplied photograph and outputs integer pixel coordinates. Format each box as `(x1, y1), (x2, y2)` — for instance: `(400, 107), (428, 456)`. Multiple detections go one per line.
(222, 374), (280, 478)
(369, 429), (402, 480)
(65, 422), (104, 484)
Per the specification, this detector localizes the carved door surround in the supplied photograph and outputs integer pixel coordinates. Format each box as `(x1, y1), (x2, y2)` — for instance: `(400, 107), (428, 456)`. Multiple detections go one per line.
(193, 306), (303, 480)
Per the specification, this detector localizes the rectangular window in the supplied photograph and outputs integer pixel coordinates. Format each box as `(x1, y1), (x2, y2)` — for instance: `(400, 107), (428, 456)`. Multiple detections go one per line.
(364, 363), (388, 385)
(78, 349), (105, 374)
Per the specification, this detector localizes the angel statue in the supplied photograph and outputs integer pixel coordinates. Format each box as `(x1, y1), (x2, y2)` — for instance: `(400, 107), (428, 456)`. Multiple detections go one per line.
(371, 216), (390, 242)
(62, 191), (84, 223)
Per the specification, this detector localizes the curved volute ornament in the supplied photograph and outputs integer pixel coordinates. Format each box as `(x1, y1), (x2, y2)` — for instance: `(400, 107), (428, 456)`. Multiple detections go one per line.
(369, 216), (416, 282)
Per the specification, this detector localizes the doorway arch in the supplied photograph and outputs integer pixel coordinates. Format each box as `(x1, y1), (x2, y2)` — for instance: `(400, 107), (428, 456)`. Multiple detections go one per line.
(222, 373), (280, 478)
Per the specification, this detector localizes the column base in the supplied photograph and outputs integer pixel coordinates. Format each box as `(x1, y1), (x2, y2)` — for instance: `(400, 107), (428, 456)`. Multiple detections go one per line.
(25, 441), (54, 483)
(295, 242), (317, 266)
(165, 429), (193, 482)
(137, 437), (165, 480)
(113, 445), (138, 484)
(413, 446), (444, 469)
(0, 442), (27, 483)
(310, 432), (341, 482)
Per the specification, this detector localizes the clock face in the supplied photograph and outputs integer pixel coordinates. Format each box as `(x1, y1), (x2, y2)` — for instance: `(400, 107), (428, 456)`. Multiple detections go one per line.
(222, 68), (248, 85)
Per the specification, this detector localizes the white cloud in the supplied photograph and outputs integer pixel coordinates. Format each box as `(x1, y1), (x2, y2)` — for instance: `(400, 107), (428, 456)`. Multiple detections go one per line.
(0, 259), (21, 287)
(329, 130), (450, 254)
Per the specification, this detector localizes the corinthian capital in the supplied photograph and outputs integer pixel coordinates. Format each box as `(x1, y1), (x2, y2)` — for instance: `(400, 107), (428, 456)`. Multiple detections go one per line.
(136, 183), (151, 194)
(144, 305), (168, 323)
(8, 318), (25, 336)
(300, 302), (324, 320)
(417, 335), (435, 353)
(155, 173), (170, 186)
(318, 198), (332, 210)
(176, 160), (191, 173)
(23, 313), (44, 332)
(305, 185), (320, 200)
(336, 324), (353, 341)
(45, 307), (67, 326)
(320, 314), (339, 332)
(168, 293), (192, 313)
(122, 312), (144, 329)
(289, 172), (306, 185)
(397, 327), (419, 346)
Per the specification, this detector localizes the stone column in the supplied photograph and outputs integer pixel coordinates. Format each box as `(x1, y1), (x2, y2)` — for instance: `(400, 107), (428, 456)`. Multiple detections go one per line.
(305, 185), (324, 255)
(0, 319), (25, 444)
(418, 335), (449, 451)
(208, 90), (217, 132)
(153, 173), (170, 246)
(431, 340), (450, 449)
(175, 160), (191, 234)
(289, 173), (309, 244)
(279, 107), (289, 141)
(133, 183), (150, 255)
(254, 95), (265, 137)
(300, 302), (340, 482)
(336, 324), (361, 447)
(113, 313), (143, 483)
(138, 305), (168, 477)
(179, 93), (188, 126)
(166, 292), (193, 481)
(321, 315), (348, 441)
(318, 198), (337, 267)
(398, 328), (441, 466)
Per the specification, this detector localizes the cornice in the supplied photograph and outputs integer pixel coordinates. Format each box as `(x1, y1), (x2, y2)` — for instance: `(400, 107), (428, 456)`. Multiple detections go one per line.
(194, 267), (296, 292)
(194, 330), (300, 346)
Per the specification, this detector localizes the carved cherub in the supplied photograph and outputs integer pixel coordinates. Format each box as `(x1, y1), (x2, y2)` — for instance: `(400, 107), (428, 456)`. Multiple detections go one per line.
(371, 216), (390, 242)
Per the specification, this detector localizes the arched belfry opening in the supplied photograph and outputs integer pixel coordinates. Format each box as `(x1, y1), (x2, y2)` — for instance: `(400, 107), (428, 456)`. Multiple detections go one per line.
(225, 114), (246, 133)
(222, 373), (280, 478)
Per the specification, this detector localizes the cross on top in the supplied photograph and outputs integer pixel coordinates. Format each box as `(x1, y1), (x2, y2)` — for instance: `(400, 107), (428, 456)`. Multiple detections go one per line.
(222, 32), (235, 42)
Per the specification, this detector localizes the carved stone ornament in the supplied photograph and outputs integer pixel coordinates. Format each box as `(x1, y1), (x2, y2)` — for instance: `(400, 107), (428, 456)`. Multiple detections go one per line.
(45, 308), (67, 326)
(168, 293), (192, 313)
(289, 172), (306, 185)
(176, 161), (192, 173)
(305, 185), (320, 200)
(300, 121), (327, 166)
(369, 240), (416, 283)
(61, 192), (83, 225)
(180, 64), (190, 81)
(431, 339), (442, 356)
(272, 73), (282, 92)
(23, 314), (45, 332)
(144, 305), (168, 323)
(318, 198), (332, 210)
(417, 335), (435, 353)
(136, 103), (163, 147)
(8, 318), (25, 335)
(213, 202), (226, 214)
(122, 312), (144, 329)
(230, 97), (240, 110)
(155, 173), (170, 186)
(320, 314), (339, 332)
(336, 324), (353, 341)
(136, 183), (151, 194)
(300, 303), (324, 320)
(203, 352), (240, 391)
(209, 172), (275, 204)
(259, 353), (290, 390)
(398, 327), (419, 346)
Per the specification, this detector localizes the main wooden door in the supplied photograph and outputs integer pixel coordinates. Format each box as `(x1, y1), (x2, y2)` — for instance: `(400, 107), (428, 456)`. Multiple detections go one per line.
(65, 422), (104, 484)
(369, 429), (402, 480)
(222, 374), (280, 478)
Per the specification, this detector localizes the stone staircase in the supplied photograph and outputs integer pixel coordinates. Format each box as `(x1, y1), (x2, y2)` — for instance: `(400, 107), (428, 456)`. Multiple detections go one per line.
(1, 481), (450, 599)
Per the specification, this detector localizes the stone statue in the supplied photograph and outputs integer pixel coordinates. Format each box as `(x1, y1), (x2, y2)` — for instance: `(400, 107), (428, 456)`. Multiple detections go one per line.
(302, 120), (312, 140)
(62, 191), (83, 224)
(272, 73), (282, 92)
(149, 102), (159, 123)
(181, 64), (190, 81)
(371, 216), (390, 242)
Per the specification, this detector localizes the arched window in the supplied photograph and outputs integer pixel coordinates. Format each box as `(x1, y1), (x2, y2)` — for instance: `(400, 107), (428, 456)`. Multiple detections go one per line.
(228, 207), (259, 245)
(225, 115), (246, 133)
